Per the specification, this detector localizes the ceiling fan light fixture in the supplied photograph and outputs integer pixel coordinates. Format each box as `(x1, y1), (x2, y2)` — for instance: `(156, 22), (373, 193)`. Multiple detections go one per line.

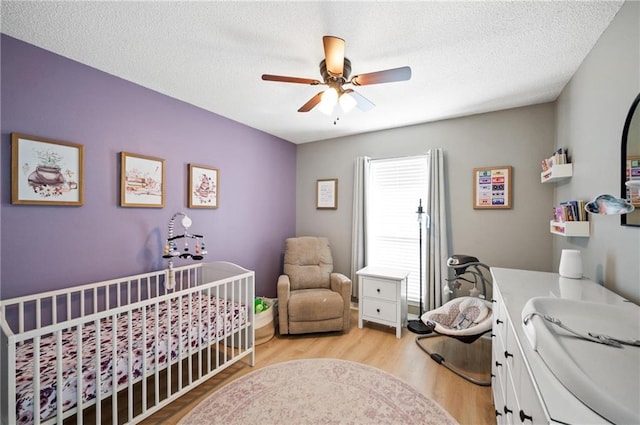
(319, 87), (338, 115)
(339, 92), (357, 113)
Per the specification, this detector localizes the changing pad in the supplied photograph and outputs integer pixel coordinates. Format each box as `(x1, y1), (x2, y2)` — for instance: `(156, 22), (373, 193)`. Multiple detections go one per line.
(522, 297), (640, 424)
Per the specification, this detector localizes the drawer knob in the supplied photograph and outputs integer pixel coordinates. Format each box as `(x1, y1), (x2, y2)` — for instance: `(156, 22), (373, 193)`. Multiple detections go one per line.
(495, 361), (502, 368)
(496, 319), (504, 325)
(491, 333), (496, 338)
(376, 308), (380, 313)
(376, 288), (381, 293)
(495, 409), (502, 417)
(519, 410), (533, 422)
(504, 350), (513, 359)
(491, 299), (497, 303)
(504, 406), (513, 415)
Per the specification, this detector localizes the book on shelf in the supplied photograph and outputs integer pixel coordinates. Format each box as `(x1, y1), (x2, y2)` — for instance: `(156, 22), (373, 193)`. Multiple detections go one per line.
(555, 200), (587, 222)
(541, 148), (568, 171)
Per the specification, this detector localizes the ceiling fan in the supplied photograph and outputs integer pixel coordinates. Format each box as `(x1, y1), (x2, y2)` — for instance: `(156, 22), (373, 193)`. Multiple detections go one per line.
(262, 36), (411, 114)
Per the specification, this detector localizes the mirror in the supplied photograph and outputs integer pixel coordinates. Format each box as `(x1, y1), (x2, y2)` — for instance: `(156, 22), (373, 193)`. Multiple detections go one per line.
(621, 93), (640, 226)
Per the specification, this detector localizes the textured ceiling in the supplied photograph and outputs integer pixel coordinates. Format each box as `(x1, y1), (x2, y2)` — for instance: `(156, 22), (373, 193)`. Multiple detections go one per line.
(1, 1), (624, 144)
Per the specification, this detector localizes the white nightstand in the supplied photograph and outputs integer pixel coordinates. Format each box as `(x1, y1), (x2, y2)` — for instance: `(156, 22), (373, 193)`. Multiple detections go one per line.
(356, 266), (409, 338)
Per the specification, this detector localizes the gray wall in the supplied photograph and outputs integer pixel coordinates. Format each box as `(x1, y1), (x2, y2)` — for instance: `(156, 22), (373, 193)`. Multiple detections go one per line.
(554, 1), (640, 304)
(296, 103), (556, 282)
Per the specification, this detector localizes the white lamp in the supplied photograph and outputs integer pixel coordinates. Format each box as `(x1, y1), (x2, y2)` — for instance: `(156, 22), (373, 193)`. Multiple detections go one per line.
(559, 249), (583, 279)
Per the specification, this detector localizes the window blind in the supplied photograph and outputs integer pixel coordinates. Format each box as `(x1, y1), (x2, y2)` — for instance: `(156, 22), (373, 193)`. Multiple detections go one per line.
(368, 155), (429, 304)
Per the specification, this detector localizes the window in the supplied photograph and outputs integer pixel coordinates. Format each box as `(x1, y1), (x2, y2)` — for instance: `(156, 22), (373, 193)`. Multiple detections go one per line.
(368, 155), (428, 303)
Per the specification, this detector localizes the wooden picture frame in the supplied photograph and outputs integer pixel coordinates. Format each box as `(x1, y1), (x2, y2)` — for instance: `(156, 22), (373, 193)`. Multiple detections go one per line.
(11, 133), (84, 206)
(188, 164), (219, 208)
(473, 166), (512, 209)
(316, 178), (338, 210)
(120, 152), (165, 208)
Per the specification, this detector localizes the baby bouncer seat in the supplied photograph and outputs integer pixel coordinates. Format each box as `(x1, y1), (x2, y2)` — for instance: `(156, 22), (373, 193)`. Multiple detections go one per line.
(415, 255), (493, 386)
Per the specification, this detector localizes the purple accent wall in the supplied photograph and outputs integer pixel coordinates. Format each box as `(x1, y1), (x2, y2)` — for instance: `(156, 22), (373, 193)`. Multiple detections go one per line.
(1, 35), (296, 299)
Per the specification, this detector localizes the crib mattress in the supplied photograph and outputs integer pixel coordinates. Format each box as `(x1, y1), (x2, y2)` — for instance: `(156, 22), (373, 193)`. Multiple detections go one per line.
(14, 294), (248, 424)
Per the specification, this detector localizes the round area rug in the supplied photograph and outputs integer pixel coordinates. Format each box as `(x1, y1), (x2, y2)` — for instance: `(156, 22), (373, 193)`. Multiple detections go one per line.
(179, 358), (458, 425)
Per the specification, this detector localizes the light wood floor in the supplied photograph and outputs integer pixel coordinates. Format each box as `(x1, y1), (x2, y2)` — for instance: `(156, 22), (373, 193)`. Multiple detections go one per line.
(140, 310), (496, 425)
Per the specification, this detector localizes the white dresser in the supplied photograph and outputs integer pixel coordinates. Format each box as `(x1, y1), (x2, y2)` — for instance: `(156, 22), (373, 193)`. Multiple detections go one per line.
(357, 266), (409, 338)
(491, 267), (632, 424)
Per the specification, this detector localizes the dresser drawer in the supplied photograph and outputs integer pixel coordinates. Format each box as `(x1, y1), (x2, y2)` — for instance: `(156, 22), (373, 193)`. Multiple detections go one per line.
(362, 298), (397, 323)
(361, 277), (398, 301)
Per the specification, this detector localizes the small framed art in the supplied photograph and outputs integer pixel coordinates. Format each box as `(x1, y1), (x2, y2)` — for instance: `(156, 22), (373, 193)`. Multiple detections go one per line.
(11, 133), (84, 206)
(473, 166), (512, 209)
(120, 152), (165, 208)
(188, 164), (218, 208)
(316, 178), (338, 210)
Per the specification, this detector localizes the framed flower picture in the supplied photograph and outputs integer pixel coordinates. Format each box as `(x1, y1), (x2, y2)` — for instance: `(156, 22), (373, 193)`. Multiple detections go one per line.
(120, 152), (165, 208)
(188, 164), (218, 208)
(11, 133), (84, 206)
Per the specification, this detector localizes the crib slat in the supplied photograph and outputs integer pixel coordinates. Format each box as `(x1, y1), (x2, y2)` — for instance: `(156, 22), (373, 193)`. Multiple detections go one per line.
(55, 331), (63, 424)
(187, 291), (193, 386)
(95, 318), (102, 423)
(33, 336), (41, 425)
(141, 305), (147, 415)
(177, 293), (183, 392)
(66, 293), (71, 322)
(166, 299), (172, 399)
(111, 313), (118, 425)
(127, 311), (133, 422)
(76, 324), (83, 425)
(154, 300), (160, 407)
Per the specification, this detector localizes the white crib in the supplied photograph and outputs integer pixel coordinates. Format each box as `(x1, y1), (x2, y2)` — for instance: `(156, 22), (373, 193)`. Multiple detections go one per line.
(0, 261), (255, 425)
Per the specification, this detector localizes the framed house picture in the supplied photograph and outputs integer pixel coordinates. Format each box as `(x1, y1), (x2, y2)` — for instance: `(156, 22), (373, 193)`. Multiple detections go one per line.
(473, 166), (512, 209)
(120, 152), (165, 208)
(11, 133), (84, 206)
(188, 164), (218, 208)
(316, 178), (338, 209)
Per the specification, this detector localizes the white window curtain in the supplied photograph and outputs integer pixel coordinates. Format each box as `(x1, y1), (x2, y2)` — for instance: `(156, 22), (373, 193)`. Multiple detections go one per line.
(350, 156), (370, 299)
(425, 148), (450, 310)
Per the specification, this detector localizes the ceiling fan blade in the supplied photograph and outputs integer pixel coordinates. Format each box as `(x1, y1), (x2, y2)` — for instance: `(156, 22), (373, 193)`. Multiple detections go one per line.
(298, 91), (324, 112)
(351, 66), (412, 86)
(344, 89), (375, 112)
(262, 74), (321, 85)
(323, 36), (345, 76)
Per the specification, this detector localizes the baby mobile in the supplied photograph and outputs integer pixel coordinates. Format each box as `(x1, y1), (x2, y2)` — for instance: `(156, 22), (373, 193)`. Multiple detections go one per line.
(162, 212), (207, 289)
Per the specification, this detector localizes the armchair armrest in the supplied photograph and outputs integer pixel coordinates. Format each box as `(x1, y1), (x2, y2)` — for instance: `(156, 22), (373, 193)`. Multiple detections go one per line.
(277, 274), (291, 334)
(330, 273), (352, 331)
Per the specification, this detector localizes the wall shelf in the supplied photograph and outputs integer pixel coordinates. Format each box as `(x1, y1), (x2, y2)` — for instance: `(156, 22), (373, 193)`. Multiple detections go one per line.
(550, 220), (590, 237)
(541, 163), (573, 183)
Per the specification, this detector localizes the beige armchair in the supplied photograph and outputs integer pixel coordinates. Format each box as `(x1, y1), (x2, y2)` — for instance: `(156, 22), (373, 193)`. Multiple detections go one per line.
(277, 237), (351, 335)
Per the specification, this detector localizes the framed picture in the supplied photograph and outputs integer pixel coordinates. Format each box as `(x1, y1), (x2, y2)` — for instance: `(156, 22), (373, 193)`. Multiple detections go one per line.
(625, 155), (640, 206)
(120, 152), (165, 208)
(188, 164), (219, 208)
(473, 166), (512, 209)
(316, 178), (338, 210)
(11, 133), (84, 206)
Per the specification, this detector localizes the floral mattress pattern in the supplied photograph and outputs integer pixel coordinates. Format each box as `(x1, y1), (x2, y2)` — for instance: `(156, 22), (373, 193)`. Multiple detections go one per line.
(14, 294), (248, 424)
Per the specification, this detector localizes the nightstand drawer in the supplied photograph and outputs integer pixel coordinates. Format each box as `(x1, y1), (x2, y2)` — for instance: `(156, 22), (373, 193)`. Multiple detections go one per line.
(362, 298), (397, 322)
(361, 277), (397, 302)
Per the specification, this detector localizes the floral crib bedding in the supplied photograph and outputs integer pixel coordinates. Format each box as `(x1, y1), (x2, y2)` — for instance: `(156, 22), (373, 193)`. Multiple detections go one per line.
(14, 294), (248, 424)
